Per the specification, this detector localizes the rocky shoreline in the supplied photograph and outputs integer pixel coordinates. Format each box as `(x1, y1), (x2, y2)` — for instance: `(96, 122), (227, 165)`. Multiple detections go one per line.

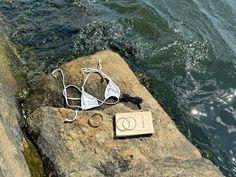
(0, 18), (32, 177)
(0, 19), (224, 176)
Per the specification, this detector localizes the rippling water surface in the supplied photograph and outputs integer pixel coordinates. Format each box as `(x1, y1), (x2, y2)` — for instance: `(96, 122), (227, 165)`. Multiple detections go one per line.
(0, 0), (236, 176)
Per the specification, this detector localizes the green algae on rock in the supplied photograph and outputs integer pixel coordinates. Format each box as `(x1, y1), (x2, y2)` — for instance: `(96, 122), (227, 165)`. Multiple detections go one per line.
(0, 17), (44, 177)
(0, 19), (31, 177)
(23, 136), (44, 177)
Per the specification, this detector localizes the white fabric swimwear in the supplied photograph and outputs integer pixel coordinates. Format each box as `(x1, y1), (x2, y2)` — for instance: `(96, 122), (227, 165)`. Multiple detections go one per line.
(52, 60), (120, 122)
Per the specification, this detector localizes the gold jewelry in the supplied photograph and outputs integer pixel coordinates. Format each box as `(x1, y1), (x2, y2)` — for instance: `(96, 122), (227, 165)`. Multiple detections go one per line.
(88, 113), (103, 128)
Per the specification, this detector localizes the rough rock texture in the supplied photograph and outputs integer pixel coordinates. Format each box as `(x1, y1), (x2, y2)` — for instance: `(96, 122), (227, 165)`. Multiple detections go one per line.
(0, 18), (31, 177)
(116, 157), (223, 177)
(26, 50), (224, 177)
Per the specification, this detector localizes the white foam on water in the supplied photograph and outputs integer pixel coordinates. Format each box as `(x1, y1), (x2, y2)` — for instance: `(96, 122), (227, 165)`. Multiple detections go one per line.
(216, 116), (227, 126)
(233, 167), (236, 173)
(216, 116), (236, 134)
(225, 0), (236, 13)
(228, 127), (236, 134)
(193, 0), (236, 57)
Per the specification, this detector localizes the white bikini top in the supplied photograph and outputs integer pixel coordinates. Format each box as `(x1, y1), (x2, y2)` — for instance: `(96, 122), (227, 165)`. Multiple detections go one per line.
(52, 60), (120, 122)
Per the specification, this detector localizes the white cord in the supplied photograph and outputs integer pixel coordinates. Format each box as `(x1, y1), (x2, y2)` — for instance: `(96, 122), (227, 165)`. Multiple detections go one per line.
(52, 60), (120, 122)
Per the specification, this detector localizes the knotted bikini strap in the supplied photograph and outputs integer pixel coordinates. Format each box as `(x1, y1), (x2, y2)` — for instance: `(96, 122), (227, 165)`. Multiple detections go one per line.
(80, 60), (110, 86)
(52, 69), (82, 109)
(52, 69), (83, 122)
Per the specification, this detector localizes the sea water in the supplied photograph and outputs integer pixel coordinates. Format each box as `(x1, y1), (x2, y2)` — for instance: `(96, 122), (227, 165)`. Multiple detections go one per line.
(0, 0), (235, 176)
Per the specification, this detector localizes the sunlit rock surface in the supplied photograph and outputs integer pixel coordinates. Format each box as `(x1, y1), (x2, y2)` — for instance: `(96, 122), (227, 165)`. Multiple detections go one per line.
(26, 50), (224, 177)
(0, 18), (31, 177)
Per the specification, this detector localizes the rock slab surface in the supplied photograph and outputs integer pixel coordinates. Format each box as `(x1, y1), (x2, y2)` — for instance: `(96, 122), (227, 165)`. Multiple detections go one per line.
(26, 50), (224, 177)
(0, 18), (31, 177)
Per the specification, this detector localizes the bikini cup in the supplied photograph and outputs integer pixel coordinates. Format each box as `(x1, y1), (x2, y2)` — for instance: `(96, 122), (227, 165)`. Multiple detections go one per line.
(81, 85), (99, 110)
(80, 63), (120, 110)
(105, 79), (120, 100)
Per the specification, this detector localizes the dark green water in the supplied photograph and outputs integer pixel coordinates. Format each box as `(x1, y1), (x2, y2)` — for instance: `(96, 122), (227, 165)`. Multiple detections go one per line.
(0, 0), (236, 176)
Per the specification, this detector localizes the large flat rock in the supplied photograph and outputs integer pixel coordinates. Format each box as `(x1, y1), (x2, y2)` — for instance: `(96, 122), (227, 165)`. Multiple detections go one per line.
(26, 50), (224, 176)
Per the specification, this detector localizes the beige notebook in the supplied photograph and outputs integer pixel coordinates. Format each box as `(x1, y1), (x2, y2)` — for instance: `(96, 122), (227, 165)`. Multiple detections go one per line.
(115, 111), (154, 137)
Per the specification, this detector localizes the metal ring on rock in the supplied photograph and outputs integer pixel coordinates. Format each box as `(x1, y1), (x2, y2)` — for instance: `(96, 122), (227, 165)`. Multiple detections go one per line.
(88, 113), (103, 128)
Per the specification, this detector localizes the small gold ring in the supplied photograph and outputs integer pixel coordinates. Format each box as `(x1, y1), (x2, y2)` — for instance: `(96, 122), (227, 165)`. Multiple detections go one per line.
(88, 113), (103, 128)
